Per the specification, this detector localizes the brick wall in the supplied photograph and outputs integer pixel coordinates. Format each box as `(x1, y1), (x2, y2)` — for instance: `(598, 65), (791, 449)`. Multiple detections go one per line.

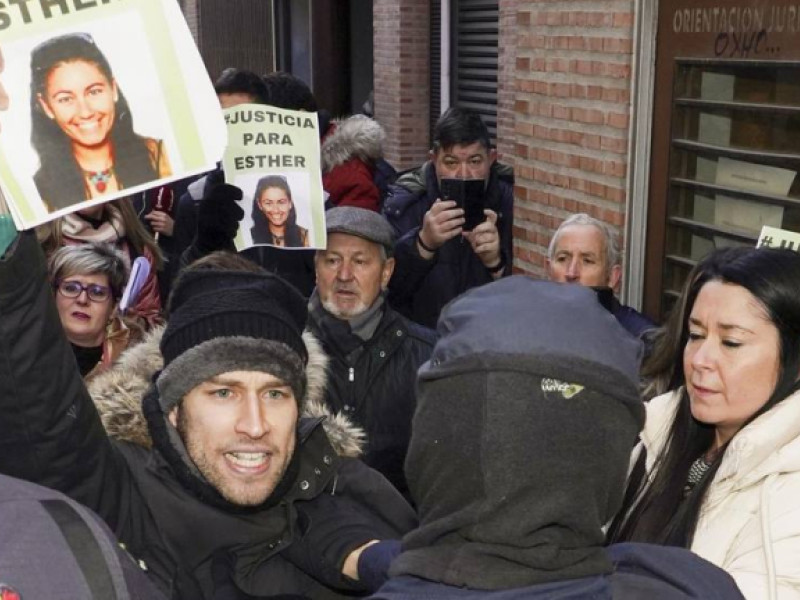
(373, 0), (431, 170)
(510, 0), (635, 277)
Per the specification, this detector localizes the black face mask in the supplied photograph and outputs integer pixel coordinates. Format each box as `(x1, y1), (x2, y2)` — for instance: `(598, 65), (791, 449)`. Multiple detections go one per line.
(591, 286), (616, 313)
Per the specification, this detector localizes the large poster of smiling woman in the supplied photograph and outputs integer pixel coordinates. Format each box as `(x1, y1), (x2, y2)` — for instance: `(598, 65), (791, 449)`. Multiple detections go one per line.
(0, 0), (226, 229)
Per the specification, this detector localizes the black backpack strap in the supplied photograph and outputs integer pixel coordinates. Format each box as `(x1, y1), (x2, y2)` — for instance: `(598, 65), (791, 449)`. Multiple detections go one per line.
(40, 499), (121, 600)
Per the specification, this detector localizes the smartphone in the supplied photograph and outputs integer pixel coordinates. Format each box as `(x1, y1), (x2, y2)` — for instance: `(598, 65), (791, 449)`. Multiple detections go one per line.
(439, 178), (486, 231)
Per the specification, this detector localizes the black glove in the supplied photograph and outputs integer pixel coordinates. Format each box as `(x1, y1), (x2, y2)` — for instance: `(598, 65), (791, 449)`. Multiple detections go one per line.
(195, 170), (244, 252)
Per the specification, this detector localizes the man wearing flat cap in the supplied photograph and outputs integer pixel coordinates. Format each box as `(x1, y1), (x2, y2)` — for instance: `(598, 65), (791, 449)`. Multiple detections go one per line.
(309, 206), (436, 498)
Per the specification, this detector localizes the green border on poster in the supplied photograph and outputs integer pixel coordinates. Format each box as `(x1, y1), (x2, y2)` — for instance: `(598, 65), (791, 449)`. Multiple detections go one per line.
(0, 0), (210, 227)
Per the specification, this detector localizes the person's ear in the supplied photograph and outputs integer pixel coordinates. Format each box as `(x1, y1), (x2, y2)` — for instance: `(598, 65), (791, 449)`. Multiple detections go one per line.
(112, 79), (118, 103)
(37, 94), (55, 119)
(489, 148), (497, 164)
(381, 257), (395, 289)
(168, 406), (179, 428)
(314, 251), (322, 285)
(429, 149), (436, 162)
(608, 264), (622, 292)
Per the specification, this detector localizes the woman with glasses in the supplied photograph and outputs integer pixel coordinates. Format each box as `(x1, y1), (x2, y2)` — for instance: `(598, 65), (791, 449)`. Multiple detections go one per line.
(30, 32), (171, 211)
(38, 197), (164, 329)
(48, 242), (142, 380)
(250, 175), (309, 247)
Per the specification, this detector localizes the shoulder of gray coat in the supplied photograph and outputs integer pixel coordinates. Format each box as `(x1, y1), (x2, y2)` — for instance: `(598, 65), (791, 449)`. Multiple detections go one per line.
(321, 114), (386, 171)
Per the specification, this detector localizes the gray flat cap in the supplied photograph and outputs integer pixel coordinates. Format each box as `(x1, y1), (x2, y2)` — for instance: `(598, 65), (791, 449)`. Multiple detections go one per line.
(325, 206), (396, 254)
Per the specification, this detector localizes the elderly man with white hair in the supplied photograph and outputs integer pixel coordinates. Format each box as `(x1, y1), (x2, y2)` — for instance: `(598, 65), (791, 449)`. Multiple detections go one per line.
(546, 213), (654, 338)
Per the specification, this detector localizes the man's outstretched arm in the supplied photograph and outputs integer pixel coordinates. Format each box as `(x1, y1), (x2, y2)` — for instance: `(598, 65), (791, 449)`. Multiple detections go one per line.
(0, 230), (126, 527)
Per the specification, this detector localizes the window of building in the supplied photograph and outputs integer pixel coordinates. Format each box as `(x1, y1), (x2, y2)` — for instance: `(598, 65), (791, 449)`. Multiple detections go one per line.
(195, 0), (274, 78)
(452, 0), (499, 139)
(644, 1), (800, 319)
(431, 0), (499, 140)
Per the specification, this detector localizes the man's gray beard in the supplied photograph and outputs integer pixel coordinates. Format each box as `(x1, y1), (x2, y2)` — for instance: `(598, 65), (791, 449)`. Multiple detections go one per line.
(322, 296), (368, 321)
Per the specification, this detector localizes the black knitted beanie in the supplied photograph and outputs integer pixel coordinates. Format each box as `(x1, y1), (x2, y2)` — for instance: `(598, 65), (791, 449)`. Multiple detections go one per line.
(156, 269), (309, 413)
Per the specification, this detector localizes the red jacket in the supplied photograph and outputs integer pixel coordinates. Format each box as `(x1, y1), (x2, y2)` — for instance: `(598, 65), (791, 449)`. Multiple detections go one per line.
(323, 158), (379, 211)
(321, 115), (386, 212)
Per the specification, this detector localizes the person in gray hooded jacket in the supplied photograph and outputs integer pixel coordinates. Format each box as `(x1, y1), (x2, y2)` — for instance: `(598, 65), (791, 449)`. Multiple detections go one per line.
(369, 277), (744, 600)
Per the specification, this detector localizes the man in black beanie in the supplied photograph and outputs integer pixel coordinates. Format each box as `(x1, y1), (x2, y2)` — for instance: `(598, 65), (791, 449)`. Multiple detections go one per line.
(0, 231), (416, 599)
(369, 277), (744, 599)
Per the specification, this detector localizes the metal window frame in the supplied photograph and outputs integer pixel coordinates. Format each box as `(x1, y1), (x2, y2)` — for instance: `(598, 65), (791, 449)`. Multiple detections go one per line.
(450, 0), (499, 140)
(624, 0), (659, 309)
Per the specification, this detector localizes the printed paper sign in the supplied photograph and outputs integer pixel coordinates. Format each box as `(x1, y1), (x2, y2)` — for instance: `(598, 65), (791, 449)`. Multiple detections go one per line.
(0, 0), (227, 229)
(222, 103), (326, 250)
(758, 225), (800, 253)
(714, 158), (794, 236)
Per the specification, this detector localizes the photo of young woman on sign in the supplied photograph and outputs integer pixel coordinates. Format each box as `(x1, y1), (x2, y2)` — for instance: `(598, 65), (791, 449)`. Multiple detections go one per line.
(249, 174), (310, 248)
(30, 32), (171, 212)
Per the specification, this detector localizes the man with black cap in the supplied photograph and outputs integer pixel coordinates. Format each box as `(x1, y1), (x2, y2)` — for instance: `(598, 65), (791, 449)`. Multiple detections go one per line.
(369, 277), (744, 599)
(0, 230), (416, 599)
(309, 206), (436, 498)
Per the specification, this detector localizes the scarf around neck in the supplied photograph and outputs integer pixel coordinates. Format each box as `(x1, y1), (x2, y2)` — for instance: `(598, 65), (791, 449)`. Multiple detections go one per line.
(62, 204), (126, 245)
(309, 289), (386, 357)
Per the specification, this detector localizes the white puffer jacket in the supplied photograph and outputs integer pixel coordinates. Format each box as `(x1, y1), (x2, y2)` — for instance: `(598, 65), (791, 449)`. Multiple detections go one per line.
(641, 389), (800, 600)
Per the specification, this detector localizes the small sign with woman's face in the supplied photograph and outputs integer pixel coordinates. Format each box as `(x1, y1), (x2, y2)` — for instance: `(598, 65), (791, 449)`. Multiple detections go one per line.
(223, 104), (327, 251)
(0, 0), (227, 229)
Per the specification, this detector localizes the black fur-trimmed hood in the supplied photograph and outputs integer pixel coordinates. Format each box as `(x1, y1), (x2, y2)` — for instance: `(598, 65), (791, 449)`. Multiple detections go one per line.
(87, 326), (365, 458)
(321, 114), (386, 171)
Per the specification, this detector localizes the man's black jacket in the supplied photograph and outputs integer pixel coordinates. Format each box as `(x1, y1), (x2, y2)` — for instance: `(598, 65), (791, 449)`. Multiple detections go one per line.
(308, 306), (435, 497)
(0, 233), (416, 599)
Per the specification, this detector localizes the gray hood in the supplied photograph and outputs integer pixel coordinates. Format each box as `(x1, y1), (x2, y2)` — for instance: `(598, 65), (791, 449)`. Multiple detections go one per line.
(392, 277), (646, 590)
(424, 276), (643, 393)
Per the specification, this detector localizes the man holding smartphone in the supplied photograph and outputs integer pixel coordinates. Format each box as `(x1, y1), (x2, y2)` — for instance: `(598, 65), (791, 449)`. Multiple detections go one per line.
(383, 107), (513, 328)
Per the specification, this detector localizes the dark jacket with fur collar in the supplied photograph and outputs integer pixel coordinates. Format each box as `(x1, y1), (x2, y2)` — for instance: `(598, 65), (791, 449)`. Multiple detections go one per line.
(0, 232), (416, 600)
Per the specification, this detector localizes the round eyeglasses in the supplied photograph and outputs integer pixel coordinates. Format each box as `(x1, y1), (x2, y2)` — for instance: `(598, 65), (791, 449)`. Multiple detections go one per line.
(55, 280), (112, 303)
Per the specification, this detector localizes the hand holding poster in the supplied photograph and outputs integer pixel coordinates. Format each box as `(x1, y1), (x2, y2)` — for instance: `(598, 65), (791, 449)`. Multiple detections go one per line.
(222, 103), (327, 250)
(0, 0), (226, 229)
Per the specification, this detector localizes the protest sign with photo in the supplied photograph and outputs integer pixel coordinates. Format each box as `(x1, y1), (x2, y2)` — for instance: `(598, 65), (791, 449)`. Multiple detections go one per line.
(222, 103), (326, 250)
(0, 0), (226, 229)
